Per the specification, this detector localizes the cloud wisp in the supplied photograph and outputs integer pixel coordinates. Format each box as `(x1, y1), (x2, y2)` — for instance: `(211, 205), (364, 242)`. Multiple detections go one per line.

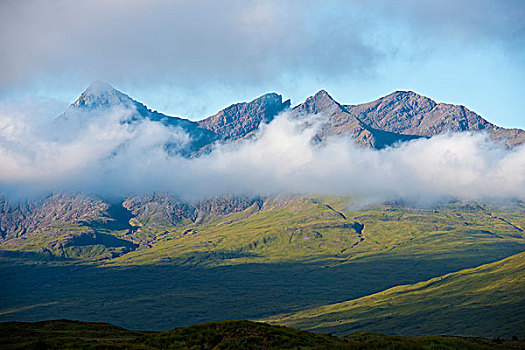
(0, 102), (524, 205)
(1, 0), (523, 92)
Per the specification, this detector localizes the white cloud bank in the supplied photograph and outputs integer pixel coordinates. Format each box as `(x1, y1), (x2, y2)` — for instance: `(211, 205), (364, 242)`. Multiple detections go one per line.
(0, 103), (524, 205)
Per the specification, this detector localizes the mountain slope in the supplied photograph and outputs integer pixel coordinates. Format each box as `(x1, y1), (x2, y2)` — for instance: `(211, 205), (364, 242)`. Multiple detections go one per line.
(292, 90), (421, 149)
(0, 193), (108, 242)
(55, 82), (525, 152)
(290, 89), (524, 149)
(343, 91), (525, 147)
(263, 251), (525, 338)
(198, 92), (291, 141)
(2, 196), (524, 330)
(59, 81), (218, 155)
(107, 196), (525, 267)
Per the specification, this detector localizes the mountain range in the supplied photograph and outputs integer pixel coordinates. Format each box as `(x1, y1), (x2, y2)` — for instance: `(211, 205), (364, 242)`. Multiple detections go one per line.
(59, 81), (525, 154)
(1, 82), (524, 340)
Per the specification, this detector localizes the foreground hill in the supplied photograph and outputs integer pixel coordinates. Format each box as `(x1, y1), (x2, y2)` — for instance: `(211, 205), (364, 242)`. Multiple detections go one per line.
(1, 319), (522, 349)
(263, 251), (525, 338)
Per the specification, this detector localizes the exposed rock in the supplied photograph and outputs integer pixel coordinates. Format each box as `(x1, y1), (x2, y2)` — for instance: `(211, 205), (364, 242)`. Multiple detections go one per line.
(343, 91), (523, 148)
(195, 195), (261, 216)
(344, 91), (491, 136)
(122, 193), (262, 225)
(292, 90), (421, 149)
(0, 193), (108, 241)
(198, 93), (290, 141)
(123, 193), (196, 225)
(55, 82), (524, 154)
(59, 81), (219, 155)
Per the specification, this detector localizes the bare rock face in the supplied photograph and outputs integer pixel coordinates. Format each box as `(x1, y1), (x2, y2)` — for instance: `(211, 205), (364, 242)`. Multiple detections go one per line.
(0, 193), (108, 241)
(489, 127), (525, 148)
(122, 194), (262, 226)
(345, 91), (494, 136)
(71, 81), (132, 108)
(292, 90), (421, 149)
(123, 194), (196, 226)
(195, 195), (262, 217)
(291, 90), (523, 149)
(59, 81), (219, 156)
(198, 93), (291, 141)
(56, 82), (524, 155)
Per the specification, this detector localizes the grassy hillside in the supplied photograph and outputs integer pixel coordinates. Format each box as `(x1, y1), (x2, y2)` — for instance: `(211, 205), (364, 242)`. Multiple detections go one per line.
(99, 196), (525, 268)
(1, 319), (523, 350)
(1, 196), (524, 332)
(263, 251), (525, 338)
(3, 196), (525, 267)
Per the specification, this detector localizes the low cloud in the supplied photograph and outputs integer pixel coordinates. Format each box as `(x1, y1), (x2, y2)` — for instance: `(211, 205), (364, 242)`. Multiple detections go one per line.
(1, 102), (524, 205)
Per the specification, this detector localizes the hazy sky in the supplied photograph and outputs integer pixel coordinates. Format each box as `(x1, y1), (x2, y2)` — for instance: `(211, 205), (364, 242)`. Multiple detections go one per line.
(1, 0), (524, 127)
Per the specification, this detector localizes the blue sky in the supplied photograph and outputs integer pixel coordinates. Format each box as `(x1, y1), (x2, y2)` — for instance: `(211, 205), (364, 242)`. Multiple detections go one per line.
(1, 0), (524, 128)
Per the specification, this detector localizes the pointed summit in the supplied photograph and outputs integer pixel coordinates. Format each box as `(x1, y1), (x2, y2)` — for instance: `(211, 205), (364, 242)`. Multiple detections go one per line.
(73, 81), (132, 109)
(198, 93), (290, 141)
(294, 89), (342, 116)
(309, 89), (338, 104)
(313, 89), (332, 99)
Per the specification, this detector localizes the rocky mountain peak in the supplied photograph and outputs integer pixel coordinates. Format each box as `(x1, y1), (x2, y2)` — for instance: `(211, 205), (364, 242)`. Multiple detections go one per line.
(313, 89), (332, 99)
(381, 90), (437, 109)
(72, 81), (132, 109)
(294, 89), (344, 116)
(198, 92), (291, 141)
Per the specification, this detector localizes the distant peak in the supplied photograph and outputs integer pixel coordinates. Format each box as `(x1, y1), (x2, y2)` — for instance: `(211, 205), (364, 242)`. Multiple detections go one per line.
(85, 80), (117, 94)
(303, 89), (339, 106)
(252, 92), (283, 103)
(73, 81), (131, 108)
(313, 89), (332, 99)
(387, 90), (427, 100)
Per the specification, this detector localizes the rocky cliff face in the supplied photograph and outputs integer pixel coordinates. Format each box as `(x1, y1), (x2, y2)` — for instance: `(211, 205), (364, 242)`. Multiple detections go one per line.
(0, 193), (108, 241)
(0, 192), (262, 255)
(122, 194), (262, 226)
(341, 91), (524, 147)
(56, 82), (524, 152)
(59, 81), (218, 155)
(291, 90), (421, 149)
(344, 91), (492, 136)
(289, 89), (523, 149)
(198, 93), (291, 141)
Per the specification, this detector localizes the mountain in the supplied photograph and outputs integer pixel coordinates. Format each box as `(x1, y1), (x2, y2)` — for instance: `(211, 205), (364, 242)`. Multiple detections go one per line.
(198, 92), (291, 141)
(288, 89), (524, 149)
(291, 90), (421, 148)
(0, 193), (108, 242)
(196, 87), (524, 149)
(55, 82), (524, 153)
(58, 81), (218, 155)
(2, 194), (524, 331)
(263, 251), (525, 338)
(342, 91), (525, 148)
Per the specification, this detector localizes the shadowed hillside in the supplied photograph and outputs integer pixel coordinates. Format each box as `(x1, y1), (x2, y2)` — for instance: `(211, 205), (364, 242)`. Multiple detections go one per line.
(263, 251), (525, 338)
(1, 319), (523, 349)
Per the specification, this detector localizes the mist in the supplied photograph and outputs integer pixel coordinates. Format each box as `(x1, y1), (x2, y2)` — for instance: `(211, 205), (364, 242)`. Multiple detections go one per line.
(1, 102), (524, 205)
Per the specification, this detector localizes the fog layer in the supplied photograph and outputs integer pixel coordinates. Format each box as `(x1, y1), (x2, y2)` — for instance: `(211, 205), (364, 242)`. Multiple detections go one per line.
(0, 104), (523, 204)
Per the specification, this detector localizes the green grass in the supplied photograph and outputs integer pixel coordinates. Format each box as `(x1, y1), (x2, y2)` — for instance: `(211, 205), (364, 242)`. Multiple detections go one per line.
(262, 251), (525, 338)
(1, 196), (524, 335)
(1, 319), (523, 349)
(105, 197), (525, 267)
